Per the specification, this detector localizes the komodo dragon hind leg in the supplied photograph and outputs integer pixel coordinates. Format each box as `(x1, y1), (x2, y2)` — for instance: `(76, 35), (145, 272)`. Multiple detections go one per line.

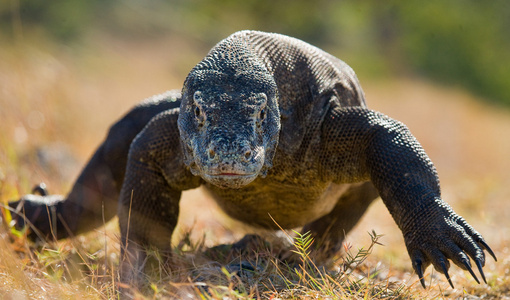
(302, 181), (379, 260)
(8, 92), (182, 241)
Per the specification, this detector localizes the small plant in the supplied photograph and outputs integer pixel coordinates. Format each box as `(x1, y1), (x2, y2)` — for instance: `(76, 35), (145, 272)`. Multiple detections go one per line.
(341, 230), (384, 273)
(265, 229), (412, 299)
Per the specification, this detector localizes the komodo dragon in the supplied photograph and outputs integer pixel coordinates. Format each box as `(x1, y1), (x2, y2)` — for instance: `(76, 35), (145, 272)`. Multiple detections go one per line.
(9, 30), (496, 288)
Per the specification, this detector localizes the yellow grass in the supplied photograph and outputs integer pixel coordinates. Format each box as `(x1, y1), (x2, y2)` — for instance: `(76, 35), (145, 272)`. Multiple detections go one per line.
(1, 31), (509, 299)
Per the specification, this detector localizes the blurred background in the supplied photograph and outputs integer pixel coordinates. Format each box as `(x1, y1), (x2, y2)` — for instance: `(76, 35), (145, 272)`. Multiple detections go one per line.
(0, 0), (509, 295)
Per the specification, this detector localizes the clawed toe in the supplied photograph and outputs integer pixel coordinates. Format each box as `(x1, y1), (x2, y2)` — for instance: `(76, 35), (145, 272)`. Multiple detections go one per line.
(439, 260), (454, 289)
(461, 259), (480, 284)
(414, 259), (426, 289)
(31, 183), (49, 196)
(475, 259), (487, 284)
(478, 239), (497, 262)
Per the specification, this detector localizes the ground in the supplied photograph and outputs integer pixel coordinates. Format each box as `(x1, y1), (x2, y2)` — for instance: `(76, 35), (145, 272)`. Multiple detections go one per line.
(0, 32), (509, 299)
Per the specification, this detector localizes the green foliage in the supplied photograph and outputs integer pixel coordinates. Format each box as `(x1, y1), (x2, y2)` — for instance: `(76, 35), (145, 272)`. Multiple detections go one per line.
(388, 1), (510, 106)
(275, 230), (411, 299)
(1, 0), (509, 105)
(0, 0), (113, 41)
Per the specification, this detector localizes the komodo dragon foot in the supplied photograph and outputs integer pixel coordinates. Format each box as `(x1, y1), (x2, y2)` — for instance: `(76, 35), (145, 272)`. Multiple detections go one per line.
(8, 183), (67, 241)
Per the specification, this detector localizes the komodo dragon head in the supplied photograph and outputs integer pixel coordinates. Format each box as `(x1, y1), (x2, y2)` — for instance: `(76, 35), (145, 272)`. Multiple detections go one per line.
(178, 38), (280, 189)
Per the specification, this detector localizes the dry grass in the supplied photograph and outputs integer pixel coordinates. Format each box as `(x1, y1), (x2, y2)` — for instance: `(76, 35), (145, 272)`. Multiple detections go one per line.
(1, 31), (509, 299)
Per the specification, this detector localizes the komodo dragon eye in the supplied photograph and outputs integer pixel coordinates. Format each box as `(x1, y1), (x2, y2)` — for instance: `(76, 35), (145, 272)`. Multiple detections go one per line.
(193, 91), (204, 123)
(194, 106), (205, 128)
(256, 108), (266, 128)
(259, 109), (266, 121)
(256, 93), (267, 127)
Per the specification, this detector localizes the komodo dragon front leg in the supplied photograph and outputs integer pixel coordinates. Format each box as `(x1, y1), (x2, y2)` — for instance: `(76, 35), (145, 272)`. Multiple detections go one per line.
(320, 105), (496, 288)
(8, 91), (182, 241)
(116, 109), (202, 286)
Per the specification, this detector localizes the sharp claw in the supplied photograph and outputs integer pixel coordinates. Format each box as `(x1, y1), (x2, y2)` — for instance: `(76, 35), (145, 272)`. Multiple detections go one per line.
(419, 276), (426, 289)
(439, 260), (454, 289)
(475, 260), (487, 284)
(462, 260), (480, 284)
(415, 260), (426, 289)
(32, 183), (48, 196)
(479, 240), (497, 262)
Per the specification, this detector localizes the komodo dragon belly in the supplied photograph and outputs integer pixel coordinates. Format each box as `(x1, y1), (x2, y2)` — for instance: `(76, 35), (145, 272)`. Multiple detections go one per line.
(204, 178), (351, 229)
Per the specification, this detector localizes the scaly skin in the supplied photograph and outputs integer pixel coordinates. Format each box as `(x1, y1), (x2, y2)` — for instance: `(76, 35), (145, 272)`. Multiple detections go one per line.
(9, 31), (495, 290)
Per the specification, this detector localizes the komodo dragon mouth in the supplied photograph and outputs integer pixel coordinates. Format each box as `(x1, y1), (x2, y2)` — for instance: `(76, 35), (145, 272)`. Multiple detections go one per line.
(202, 172), (259, 189)
(217, 172), (249, 176)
